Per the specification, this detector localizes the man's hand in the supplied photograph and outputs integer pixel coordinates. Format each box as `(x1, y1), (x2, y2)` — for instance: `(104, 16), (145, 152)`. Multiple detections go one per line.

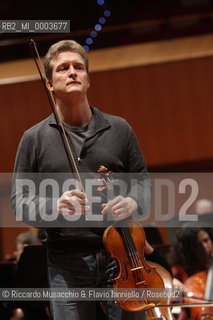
(57, 189), (90, 215)
(101, 196), (138, 221)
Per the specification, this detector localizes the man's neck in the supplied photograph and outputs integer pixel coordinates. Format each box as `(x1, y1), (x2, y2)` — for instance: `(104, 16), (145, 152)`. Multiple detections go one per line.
(56, 96), (92, 128)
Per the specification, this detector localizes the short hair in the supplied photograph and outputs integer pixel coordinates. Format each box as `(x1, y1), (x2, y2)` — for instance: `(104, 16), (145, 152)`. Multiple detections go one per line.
(44, 40), (89, 80)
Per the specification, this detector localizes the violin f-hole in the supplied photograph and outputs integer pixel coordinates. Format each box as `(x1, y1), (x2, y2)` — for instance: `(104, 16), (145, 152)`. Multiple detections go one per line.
(122, 261), (129, 281)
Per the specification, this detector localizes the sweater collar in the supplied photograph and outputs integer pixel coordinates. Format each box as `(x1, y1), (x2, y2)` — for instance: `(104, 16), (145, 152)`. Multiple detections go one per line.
(48, 106), (111, 136)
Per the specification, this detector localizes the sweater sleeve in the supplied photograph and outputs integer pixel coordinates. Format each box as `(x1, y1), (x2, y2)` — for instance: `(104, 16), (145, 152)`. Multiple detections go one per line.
(10, 132), (58, 227)
(125, 123), (151, 218)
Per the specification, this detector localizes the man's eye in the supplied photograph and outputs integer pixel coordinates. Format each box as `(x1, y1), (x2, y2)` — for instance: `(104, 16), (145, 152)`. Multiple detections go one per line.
(75, 65), (84, 71)
(58, 66), (68, 72)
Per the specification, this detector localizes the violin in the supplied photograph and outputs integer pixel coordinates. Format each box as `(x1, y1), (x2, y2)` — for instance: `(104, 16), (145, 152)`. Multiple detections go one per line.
(98, 166), (165, 312)
(183, 247), (213, 320)
(184, 271), (213, 320)
(145, 262), (175, 320)
(103, 219), (165, 312)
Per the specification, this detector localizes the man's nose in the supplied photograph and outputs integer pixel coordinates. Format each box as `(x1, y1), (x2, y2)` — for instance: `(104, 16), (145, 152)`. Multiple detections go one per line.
(68, 66), (77, 77)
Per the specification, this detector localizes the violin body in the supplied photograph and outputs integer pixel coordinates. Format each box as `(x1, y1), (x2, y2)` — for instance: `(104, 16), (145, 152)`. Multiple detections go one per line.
(103, 219), (165, 312)
(146, 262), (175, 320)
(184, 271), (213, 320)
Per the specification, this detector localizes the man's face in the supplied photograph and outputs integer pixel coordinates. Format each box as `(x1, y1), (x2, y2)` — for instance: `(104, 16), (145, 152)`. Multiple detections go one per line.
(47, 51), (90, 98)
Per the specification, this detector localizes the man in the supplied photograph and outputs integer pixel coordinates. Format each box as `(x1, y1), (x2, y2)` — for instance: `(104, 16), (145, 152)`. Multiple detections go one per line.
(11, 40), (151, 320)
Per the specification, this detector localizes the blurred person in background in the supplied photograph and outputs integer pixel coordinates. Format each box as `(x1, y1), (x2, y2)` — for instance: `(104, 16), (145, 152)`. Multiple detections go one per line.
(168, 223), (213, 320)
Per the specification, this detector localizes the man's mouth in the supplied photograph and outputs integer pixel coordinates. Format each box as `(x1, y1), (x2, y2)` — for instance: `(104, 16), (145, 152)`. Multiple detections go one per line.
(67, 81), (80, 85)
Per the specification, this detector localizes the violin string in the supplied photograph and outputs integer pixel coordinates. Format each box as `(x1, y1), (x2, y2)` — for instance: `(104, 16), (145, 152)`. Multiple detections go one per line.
(120, 227), (135, 265)
(123, 225), (148, 285)
(121, 226), (142, 284)
(124, 226), (141, 267)
(104, 173), (144, 284)
(126, 224), (147, 274)
(121, 227), (139, 282)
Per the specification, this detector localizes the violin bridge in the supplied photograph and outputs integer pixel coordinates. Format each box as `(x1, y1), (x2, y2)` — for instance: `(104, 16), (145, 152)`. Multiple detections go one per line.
(130, 266), (144, 271)
(136, 280), (147, 285)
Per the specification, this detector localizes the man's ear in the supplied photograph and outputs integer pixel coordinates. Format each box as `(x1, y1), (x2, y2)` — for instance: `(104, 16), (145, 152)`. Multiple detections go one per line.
(46, 79), (54, 92)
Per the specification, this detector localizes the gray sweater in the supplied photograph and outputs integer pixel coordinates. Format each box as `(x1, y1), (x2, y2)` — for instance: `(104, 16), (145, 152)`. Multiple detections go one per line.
(11, 107), (151, 249)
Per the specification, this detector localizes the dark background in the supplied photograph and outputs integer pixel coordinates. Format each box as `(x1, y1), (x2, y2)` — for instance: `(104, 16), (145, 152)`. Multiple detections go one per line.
(1, 0), (213, 62)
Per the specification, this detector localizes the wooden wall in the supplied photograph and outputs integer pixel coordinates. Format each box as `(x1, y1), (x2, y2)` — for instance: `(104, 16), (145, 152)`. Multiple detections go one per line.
(1, 34), (213, 258)
(1, 54), (213, 172)
(89, 57), (213, 167)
